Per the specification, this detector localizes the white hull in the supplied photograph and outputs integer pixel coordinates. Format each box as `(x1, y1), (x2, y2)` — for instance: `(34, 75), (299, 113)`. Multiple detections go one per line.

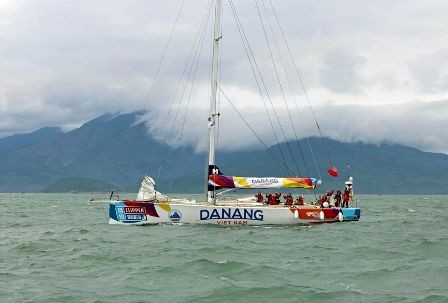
(108, 200), (360, 225)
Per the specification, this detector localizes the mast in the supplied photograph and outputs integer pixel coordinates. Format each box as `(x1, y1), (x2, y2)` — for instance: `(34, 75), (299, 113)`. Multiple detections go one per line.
(207, 0), (223, 203)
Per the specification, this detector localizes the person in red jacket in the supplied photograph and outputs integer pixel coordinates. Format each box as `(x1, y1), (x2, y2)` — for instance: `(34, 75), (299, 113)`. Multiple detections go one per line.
(283, 193), (293, 206)
(342, 186), (351, 208)
(255, 192), (264, 203)
(296, 195), (304, 206)
(266, 193), (273, 205)
(274, 193), (282, 205)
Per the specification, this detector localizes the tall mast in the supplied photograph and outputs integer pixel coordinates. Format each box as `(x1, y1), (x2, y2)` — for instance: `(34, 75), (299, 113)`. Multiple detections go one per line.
(207, 0), (222, 203)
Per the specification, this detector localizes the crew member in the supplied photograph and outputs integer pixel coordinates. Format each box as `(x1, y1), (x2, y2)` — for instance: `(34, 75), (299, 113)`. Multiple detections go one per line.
(296, 195), (304, 205)
(342, 186), (351, 208)
(266, 193), (273, 205)
(275, 193), (282, 205)
(283, 193), (293, 206)
(334, 190), (342, 207)
(255, 192), (264, 203)
(320, 194), (327, 206)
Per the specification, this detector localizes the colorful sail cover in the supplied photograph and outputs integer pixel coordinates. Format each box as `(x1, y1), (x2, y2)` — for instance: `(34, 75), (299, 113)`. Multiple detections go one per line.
(209, 175), (318, 189)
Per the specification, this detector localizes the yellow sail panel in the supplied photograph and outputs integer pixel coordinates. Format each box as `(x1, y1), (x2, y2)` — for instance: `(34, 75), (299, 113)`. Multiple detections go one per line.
(233, 177), (251, 188)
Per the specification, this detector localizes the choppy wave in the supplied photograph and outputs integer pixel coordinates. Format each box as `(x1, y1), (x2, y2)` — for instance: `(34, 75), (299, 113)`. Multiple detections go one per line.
(0, 194), (447, 303)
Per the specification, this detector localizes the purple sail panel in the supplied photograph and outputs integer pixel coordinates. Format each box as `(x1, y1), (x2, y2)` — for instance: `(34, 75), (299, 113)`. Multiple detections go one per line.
(209, 175), (236, 188)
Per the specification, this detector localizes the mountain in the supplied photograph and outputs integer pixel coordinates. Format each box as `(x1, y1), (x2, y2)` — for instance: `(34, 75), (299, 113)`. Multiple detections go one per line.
(239, 139), (448, 194)
(42, 177), (120, 193)
(0, 111), (447, 194)
(0, 127), (61, 154)
(0, 112), (204, 193)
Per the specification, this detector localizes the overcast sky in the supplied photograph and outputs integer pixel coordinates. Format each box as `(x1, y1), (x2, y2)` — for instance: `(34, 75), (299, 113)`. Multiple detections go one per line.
(1, 0), (447, 153)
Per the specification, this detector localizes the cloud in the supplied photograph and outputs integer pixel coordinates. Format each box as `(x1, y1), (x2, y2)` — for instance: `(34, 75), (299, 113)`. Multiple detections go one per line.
(143, 81), (448, 154)
(1, 0), (448, 155)
(317, 99), (448, 154)
(409, 50), (448, 93)
(319, 51), (366, 93)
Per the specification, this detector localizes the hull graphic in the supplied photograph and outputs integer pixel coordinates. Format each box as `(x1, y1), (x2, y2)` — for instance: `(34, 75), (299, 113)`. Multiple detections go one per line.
(108, 200), (360, 225)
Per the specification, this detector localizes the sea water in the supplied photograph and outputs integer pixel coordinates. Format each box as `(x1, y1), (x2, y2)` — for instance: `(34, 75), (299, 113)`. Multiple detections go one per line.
(0, 194), (447, 303)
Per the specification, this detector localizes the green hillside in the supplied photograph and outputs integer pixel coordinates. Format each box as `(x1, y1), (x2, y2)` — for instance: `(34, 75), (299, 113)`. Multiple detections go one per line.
(0, 111), (447, 194)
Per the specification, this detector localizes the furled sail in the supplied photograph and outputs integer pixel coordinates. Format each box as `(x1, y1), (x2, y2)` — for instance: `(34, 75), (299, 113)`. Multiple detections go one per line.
(209, 175), (318, 189)
(136, 175), (169, 201)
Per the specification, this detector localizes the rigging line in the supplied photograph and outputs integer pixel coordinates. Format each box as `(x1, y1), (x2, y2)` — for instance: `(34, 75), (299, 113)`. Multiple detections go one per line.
(178, 0), (211, 154)
(163, 0), (213, 133)
(232, 1), (300, 176)
(165, 0), (213, 126)
(229, 0), (288, 174)
(268, 0), (330, 175)
(178, 21), (207, 147)
(166, 0), (212, 136)
(293, 98), (322, 180)
(258, 0), (308, 176)
(168, 2), (213, 195)
(229, 0), (291, 175)
(253, 0), (302, 177)
(157, 1), (213, 182)
(168, 75), (210, 192)
(155, 1), (213, 180)
(166, 0), (213, 145)
(142, 0), (185, 111)
(260, 0), (311, 178)
(229, 3), (289, 175)
(219, 86), (289, 175)
(174, 59), (210, 196)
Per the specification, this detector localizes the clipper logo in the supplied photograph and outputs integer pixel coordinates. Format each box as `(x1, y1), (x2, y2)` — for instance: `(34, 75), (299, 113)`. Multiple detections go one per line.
(168, 209), (182, 222)
(115, 206), (147, 222)
(200, 208), (264, 221)
(124, 207), (145, 214)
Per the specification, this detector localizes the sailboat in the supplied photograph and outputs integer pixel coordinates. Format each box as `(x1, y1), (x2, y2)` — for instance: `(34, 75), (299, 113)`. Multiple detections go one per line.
(106, 0), (361, 225)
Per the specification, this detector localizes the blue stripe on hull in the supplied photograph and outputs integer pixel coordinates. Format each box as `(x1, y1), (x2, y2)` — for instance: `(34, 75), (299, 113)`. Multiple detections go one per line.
(341, 208), (361, 221)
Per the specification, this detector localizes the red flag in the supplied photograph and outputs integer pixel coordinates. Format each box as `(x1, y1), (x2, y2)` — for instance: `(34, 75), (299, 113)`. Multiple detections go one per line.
(327, 167), (339, 177)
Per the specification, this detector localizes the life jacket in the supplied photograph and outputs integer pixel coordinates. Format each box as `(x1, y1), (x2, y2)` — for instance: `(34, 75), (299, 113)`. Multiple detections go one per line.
(274, 193), (281, 204)
(343, 190), (350, 202)
(284, 194), (293, 206)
